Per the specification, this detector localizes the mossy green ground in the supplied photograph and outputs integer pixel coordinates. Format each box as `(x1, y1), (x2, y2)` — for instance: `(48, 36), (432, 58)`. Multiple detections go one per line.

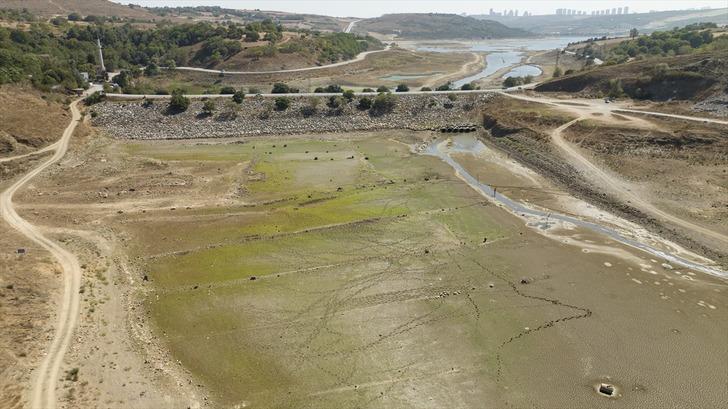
(116, 131), (723, 409)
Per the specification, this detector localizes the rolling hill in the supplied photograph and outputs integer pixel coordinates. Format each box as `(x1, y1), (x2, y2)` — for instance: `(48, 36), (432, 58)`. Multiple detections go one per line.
(355, 13), (530, 39)
(1, 0), (158, 20)
(472, 8), (728, 36)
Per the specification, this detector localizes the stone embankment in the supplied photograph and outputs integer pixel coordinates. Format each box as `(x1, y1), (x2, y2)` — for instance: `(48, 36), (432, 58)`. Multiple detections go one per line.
(91, 94), (493, 139)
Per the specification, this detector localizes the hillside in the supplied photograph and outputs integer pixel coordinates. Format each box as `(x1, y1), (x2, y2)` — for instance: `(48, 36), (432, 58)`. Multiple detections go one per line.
(472, 8), (728, 36)
(355, 13), (530, 39)
(0, 0), (157, 20)
(535, 51), (728, 103)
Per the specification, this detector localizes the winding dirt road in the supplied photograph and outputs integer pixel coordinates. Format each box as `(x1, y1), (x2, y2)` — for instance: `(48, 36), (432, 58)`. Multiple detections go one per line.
(550, 117), (728, 248)
(172, 45), (392, 75)
(0, 97), (86, 409)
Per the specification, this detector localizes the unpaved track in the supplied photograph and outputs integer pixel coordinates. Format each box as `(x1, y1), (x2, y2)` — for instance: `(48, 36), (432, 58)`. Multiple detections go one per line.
(0, 97), (85, 409)
(172, 45), (392, 75)
(551, 117), (728, 248)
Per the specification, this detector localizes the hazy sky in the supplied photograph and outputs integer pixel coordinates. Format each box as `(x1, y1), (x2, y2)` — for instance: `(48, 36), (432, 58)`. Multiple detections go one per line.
(115, 1), (728, 18)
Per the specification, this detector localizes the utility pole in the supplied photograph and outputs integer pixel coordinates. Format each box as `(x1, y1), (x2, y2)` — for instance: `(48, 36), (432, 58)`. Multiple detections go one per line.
(96, 38), (106, 80)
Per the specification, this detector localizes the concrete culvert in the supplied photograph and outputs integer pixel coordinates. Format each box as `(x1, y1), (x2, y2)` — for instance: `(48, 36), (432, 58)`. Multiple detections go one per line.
(597, 383), (616, 397)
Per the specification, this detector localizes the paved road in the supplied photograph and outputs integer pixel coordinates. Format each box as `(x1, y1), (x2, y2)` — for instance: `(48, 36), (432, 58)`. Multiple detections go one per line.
(171, 44), (391, 75)
(0, 87), (97, 409)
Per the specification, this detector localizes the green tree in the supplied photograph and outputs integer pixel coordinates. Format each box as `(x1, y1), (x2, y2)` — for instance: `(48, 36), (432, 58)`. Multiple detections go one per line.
(553, 66), (563, 78)
(630, 28), (639, 39)
(232, 90), (245, 104)
(169, 89), (190, 113)
(395, 84), (410, 92)
(372, 92), (396, 115)
(357, 97), (372, 110)
(274, 97), (290, 111)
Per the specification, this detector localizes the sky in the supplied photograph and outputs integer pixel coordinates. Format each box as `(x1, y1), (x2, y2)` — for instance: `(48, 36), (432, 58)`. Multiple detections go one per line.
(114, 0), (728, 18)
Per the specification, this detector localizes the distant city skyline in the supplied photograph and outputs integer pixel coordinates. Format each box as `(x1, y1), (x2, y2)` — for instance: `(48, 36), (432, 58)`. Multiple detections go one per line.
(113, 1), (728, 18)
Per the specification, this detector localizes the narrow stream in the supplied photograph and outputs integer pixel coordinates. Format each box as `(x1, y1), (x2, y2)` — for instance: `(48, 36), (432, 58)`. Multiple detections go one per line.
(423, 136), (727, 278)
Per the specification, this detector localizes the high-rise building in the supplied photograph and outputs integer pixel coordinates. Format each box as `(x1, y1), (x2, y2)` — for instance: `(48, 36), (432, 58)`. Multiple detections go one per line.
(618, 7), (623, 14)
(624, 6), (629, 14)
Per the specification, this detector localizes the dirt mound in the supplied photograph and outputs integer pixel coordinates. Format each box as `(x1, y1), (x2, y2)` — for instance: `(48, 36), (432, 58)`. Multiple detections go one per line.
(0, 86), (69, 157)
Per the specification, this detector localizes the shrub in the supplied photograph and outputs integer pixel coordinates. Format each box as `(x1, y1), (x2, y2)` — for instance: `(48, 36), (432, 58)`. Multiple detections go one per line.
(232, 90), (245, 104)
(327, 95), (342, 108)
(460, 83), (475, 90)
(420, 87), (432, 91)
(342, 89), (355, 101)
(553, 66), (563, 78)
(325, 84), (343, 93)
(84, 91), (105, 106)
(447, 94), (457, 101)
(274, 97), (290, 111)
(220, 86), (236, 94)
(271, 83), (298, 94)
(436, 82), (452, 91)
(169, 89), (190, 112)
(371, 92), (396, 115)
(301, 97), (319, 117)
(314, 87), (325, 93)
(357, 97), (372, 110)
(362, 88), (374, 92)
(202, 99), (216, 115)
(376, 85), (389, 93)
(395, 84), (409, 92)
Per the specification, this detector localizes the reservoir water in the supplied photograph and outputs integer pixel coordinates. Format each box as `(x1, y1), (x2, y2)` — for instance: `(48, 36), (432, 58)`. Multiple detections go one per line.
(416, 37), (587, 87)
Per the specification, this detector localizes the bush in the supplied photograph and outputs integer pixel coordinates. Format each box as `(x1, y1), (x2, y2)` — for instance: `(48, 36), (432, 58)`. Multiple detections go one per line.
(420, 87), (432, 91)
(342, 89), (355, 101)
(144, 63), (160, 77)
(325, 84), (343, 93)
(371, 92), (396, 115)
(301, 97), (319, 117)
(232, 90), (245, 103)
(169, 89), (190, 112)
(447, 94), (457, 101)
(358, 97), (372, 110)
(327, 95), (343, 108)
(202, 99), (216, 115)
(271, 83), (298, 94)
(84, 91), (105, 106)
(220, 86), (236, 95)
(274, 97), (290, 111)
(436, 82), (452, 91)
(460, 83), (475, 90)
(362, 88), (374, 92)
(553, 67), (563, 78)
(395, 84), (409, 92)
(376, 85), (389, 93)
(314, 87), (325, 93)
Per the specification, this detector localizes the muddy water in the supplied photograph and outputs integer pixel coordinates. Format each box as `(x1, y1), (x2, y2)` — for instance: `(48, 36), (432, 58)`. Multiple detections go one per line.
(423, 135), (727, 278)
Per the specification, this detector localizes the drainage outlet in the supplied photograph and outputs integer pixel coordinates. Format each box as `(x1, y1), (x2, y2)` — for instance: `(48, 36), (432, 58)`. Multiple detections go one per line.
(597, 383), (617, 398)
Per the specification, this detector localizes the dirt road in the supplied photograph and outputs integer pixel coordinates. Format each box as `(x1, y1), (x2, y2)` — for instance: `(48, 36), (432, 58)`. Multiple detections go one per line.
(0, 97), (85, 409)
(550, 117), (728, 248)
(172, 45), (392, 75)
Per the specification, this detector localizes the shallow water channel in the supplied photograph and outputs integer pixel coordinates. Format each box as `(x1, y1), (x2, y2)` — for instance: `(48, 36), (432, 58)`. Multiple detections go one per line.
(423, 135), (727, 278)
